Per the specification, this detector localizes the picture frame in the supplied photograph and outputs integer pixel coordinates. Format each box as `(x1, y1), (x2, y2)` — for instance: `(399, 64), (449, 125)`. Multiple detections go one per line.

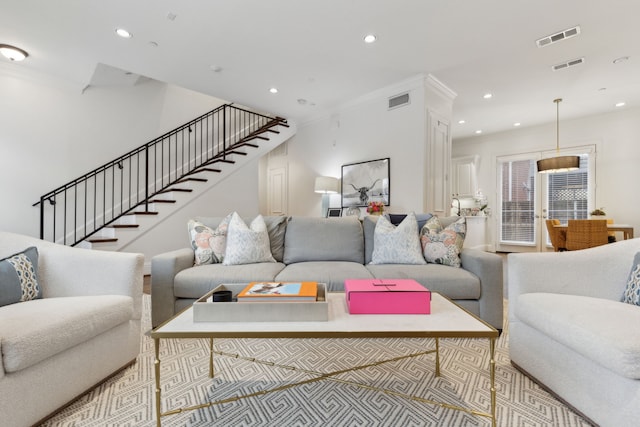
(326, 208), (343, 218)
(341, 158), (390, 208)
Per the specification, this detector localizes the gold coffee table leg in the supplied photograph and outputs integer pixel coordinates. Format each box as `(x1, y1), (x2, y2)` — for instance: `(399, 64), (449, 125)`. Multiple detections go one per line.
(209, 338), (215, 378)
(154, 337), (162, 427)
(489, 337), (496, 427)
(434, 338), (441, 377)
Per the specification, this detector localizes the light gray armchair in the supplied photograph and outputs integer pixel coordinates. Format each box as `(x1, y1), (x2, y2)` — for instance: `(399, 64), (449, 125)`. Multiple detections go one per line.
(508, 238), (640, 426)
(0, 231), (144, 427)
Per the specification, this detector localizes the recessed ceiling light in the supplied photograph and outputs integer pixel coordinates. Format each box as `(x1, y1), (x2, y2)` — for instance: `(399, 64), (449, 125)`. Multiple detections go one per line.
(458, 120), (466, 124)
(269, 87), (278, 94)
(364, 34), (377, 43)
(615, 102), (626, 107)
(210, 65), (222, 72)
(483, 93), (493, 99)
(115, 28), (132, 38)
(613, 56), (629, 64)
(475, 130), (483, 134)
(514, 122), (521, 127)
(0, 44), (28, 61)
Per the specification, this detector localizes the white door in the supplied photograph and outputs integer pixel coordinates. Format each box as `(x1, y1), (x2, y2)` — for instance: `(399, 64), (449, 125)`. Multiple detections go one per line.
(267, 166), (288, 216)
(496, 146), (595, 252)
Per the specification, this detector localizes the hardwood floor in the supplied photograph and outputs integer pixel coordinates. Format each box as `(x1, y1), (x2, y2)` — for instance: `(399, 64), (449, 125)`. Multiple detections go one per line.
(143, 275), (150, 295)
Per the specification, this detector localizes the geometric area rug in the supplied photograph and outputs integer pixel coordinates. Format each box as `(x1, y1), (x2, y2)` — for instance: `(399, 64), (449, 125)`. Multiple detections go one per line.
(40, 297), (594, 427)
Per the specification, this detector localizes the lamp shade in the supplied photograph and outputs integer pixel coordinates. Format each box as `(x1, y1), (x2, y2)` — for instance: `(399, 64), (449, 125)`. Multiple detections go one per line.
(537, 98), (580, 174)
(314, 176), (338, 194)
(537, 155), (580, 173)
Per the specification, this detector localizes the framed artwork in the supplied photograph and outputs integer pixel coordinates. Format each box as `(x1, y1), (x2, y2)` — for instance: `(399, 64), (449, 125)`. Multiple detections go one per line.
(327, 208), (343, 217)
(341, 158), (390, 208)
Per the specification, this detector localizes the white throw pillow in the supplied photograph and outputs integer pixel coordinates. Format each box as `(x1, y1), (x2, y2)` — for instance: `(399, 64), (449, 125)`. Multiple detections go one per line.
(223, 213), (276, 265)
(370, 212), (426, 265)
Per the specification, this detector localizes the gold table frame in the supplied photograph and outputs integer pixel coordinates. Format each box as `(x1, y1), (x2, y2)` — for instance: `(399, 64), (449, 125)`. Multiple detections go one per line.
(151, 292), (498, 426)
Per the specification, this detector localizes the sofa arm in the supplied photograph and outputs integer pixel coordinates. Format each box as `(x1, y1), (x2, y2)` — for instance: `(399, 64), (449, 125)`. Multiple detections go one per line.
(151, 247), (194, 327)
(460, 248), (504, 330)
(508, 239), (640, 314)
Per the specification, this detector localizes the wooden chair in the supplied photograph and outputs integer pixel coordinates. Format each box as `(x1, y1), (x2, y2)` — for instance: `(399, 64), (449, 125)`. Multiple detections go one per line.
(607, 218), (617, 243)
(546, 219), (566, 251)
(565, 219), (609, 251)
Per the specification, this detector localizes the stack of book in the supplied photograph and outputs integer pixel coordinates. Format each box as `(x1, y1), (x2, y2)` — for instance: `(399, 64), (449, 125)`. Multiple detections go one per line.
(237, 282), (318, 302)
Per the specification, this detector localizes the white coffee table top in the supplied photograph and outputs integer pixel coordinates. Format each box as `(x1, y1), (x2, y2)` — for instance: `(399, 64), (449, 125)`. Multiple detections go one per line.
(152, 292), (497, 340)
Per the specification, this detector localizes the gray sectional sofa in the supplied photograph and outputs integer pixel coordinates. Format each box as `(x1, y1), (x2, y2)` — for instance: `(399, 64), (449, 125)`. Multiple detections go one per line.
(151, 215), (504, 329)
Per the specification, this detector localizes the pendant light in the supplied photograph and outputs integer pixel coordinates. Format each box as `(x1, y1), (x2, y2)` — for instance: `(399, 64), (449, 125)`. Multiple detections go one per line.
(537, 98), (580, 173)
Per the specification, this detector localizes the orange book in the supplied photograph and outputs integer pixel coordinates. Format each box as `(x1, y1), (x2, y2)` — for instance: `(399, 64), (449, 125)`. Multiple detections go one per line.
(237, 282), (317, 302)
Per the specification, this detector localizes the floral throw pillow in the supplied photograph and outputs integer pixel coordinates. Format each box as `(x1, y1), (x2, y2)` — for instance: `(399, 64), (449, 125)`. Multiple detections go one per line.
(223, 213), (276, 265)
(370, 212), (426, 265)
(188, 213), (232, 266)
(622, 252), (640, 306)
(420, 216), (466, 267)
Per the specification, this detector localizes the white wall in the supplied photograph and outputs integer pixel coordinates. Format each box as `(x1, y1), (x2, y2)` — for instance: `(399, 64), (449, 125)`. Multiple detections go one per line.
(0, 63), (225, 237)
(272, 76), (430, 217)
(452, 106), (640, 249)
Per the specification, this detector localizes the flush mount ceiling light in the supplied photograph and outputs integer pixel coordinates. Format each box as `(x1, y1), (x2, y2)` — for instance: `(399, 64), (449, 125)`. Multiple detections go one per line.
(0, 44), (29, 61)
(537, 98), (580, 174)
(115, 28), (132, 38)
(363, 34), (377, 43)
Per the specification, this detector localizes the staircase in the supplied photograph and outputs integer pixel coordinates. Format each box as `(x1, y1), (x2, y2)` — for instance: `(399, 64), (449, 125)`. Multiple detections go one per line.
(35, 104), (294, 249)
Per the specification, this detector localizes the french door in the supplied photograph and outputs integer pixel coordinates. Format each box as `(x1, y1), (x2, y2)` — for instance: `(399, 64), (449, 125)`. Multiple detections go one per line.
(496, 146), (595, 252)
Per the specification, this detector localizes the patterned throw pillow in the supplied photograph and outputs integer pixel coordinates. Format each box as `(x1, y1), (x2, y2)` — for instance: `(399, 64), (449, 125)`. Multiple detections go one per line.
(420, 216), (466, 267)
(622, 252), (640, 306)
(188, 213), (232, 266)
(223, 213), (276, 265)
(0, 246), (41, 307)
(370, 212), (426, 265)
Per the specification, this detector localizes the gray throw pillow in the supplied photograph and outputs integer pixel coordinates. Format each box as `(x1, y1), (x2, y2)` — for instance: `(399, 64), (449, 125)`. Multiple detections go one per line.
(622, 252), (640, 306)
(0, 246), (41, 307)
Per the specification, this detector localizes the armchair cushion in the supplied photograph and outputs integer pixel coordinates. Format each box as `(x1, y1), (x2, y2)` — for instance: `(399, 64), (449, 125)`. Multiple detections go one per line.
(623, 252), (640, 306)
(516, 292), (640, 379)
(0, 246), (41, 307)
(0, 295), (134, 373)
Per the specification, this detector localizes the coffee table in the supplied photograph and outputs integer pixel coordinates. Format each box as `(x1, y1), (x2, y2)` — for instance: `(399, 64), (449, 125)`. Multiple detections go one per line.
(151, 292), (498, 426)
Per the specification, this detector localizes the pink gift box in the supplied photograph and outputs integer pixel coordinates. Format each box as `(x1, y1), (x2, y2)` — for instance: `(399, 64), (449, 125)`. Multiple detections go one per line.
(344, 279), (431, 314)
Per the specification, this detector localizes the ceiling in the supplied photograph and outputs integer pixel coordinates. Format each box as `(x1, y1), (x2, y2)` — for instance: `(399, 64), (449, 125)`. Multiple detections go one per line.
(2, 0), (639, 139)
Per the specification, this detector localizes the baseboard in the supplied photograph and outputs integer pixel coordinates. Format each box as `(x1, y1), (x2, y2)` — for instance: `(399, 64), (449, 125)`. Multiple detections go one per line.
(510, 360), (598, 427)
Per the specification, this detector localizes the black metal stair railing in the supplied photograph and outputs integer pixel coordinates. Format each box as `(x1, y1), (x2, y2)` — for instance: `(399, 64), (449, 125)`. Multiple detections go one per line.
(35, 104), (286, 246)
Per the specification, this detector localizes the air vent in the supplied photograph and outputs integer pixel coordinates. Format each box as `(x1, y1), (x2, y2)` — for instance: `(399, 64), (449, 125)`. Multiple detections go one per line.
(388, 92), (410, 110)
(536, 26), (581, 48)
(552, 57), (585, 71)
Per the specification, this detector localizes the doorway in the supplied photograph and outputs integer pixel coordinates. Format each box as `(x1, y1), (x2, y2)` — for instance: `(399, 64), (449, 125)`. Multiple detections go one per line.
(496, 146), (595, 252)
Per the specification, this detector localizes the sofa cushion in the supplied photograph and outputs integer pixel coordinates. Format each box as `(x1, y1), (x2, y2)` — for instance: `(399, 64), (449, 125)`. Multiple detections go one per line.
(0, 295), (133, 373)
(623, 252), (640, 306)
(223, 213), (276, 265)
(174, 262), (287, 298)
(188, 215), (231, 265)
(516, 293), (640, 379)
(365, 264), (481, 299)
(196, 215), (289, 262)
(0, 246), (41, 307)
(370, 213), (426, 265)
(275, 261), (373, 292)
(283, 216), (364, 264)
